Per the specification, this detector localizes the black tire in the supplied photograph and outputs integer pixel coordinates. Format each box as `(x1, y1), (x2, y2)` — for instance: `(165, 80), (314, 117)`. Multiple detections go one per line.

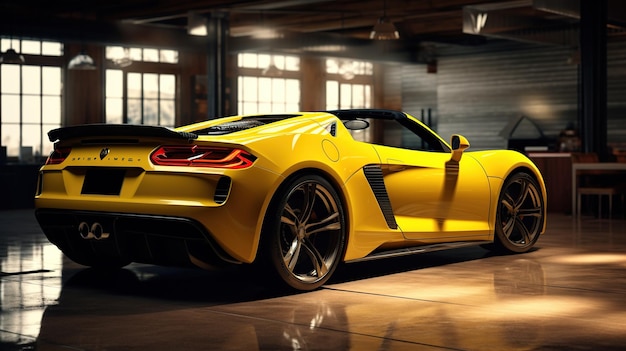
(492, 172), (544, 253)
(262, 174), (346, 291)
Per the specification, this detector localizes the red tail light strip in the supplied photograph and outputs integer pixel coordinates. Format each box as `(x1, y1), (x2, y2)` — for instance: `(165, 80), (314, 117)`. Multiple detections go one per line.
(45, 147), (72, 165)
(150, 145), (256, 169)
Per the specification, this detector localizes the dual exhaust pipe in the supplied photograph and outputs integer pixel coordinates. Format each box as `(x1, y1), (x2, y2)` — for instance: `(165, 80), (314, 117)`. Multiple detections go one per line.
(78, 222), (110, 240)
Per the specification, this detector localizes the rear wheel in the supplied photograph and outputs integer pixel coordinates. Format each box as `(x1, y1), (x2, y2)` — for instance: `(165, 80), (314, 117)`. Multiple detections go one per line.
(262, 174), (346, 291)
(493, 172), (544, 253)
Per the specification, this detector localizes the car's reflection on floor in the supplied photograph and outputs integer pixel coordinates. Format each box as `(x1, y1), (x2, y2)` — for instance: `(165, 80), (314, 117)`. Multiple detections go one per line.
(34, 249), (545, 351)
(3, 210), (626, 350)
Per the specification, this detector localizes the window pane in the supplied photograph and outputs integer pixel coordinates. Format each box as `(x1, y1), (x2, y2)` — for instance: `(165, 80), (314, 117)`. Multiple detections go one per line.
(353, 84), (364, 108)
(127, 98), (141, 124)
(239, 53), (258, 68)
(257, 54), (270, 70)
(285, 56), (299, 71)
(42, 96), (61, 124)
(42, 67), (61, 95)
(22, 66), (41, 95)
(258, 77), (271, 102)
(1, 38), (12, 52)
(256, 102), (270, 113)
(41, 42), (63, 56)
(22, 124), (41, 158)
(106, 70), (123, 98)
(160, 50), (178, 63)
(128, 73), (142, 98)
(1, 65), (20, 94)
(105, 46), (124, 60)
(106, 98), (123, 124)
(143, 99), (158, 125)
(326, 81), (338, 109)
(364, 85), (372, 107)
(160, 75), (175, 99)
(286, 79), (299, 105)
(242, 102), (256, 114)
(2, 95), (20, 123)
(340, 84), (351, 108)
(23, 96), (41, 123)
(160, 100), (175, 127)
(127, 48), (141, 61)
(143, 74), (159, 99)
(272, 79), (285, 103)
(241, 77), (258, 102)
(143, 48), (159, 62)
(273, 56), (285, 70)
(2, 124), (20, 157)
(21, 40), (40, 55)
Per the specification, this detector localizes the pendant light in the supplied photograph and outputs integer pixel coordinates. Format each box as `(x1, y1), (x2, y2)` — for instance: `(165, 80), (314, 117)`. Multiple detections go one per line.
(0, 37), (25, 64)
(370, 0), (400, 40)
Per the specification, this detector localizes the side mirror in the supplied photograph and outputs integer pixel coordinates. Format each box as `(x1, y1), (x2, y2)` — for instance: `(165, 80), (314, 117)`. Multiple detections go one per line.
(450, 134), (470, 162)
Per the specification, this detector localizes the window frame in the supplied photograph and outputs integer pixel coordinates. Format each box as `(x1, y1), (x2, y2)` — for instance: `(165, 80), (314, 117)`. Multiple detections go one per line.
(0, 39), (64, 162)
(236, 53), (301, 115)
(104, 47), (180, 127)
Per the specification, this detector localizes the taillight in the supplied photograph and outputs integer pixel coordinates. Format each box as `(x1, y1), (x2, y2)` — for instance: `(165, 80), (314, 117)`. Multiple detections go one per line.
(45, 147), (71, 165)
(150, 145), (256, 169)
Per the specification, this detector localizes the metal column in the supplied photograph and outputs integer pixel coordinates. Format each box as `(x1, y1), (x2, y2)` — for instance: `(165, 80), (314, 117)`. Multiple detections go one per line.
(579, 0), (608, 158)
(206, 12), (229, 119)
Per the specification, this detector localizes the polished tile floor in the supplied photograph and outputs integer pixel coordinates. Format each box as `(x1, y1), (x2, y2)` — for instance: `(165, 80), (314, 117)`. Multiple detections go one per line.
(1, 209), (626, 351)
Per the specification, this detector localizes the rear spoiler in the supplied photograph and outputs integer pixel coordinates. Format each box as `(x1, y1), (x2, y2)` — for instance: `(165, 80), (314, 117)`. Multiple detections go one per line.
(48, 124), (198, 142)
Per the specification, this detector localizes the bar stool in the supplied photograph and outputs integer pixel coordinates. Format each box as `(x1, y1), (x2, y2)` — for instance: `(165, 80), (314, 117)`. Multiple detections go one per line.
(577, 187), (623, 218)
(573, 152), (624, 219)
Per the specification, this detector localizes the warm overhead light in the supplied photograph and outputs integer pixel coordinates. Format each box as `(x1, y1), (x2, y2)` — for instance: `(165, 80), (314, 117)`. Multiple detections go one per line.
(188, 11), (208, 36)
(262, 62), (282, 76)
(108, 46), (133, 68)
(0, 47), (25, 64)
(370, 17), (400, 40)
(370, 0), (399, 40)
(68, 52), (96, 70)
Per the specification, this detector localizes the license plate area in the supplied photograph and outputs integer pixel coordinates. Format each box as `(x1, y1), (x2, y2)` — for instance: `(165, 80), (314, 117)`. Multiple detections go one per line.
(82, 169), (125, 195)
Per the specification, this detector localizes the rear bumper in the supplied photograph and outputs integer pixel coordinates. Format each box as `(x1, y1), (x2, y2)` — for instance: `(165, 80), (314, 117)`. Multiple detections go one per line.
(35, 209), (241, 268)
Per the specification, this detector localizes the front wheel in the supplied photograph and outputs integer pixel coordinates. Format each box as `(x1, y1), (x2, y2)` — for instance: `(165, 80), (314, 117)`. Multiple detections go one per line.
(493, 172), (544, 253)
(262, 174), (346, 291)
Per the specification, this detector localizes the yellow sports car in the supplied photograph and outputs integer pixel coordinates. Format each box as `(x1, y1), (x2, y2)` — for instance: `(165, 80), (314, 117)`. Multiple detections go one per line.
(35, 109), (546, 291)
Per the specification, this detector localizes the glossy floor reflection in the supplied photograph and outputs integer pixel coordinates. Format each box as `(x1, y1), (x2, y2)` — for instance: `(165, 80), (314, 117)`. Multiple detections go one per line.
(1, 210), (626, 351)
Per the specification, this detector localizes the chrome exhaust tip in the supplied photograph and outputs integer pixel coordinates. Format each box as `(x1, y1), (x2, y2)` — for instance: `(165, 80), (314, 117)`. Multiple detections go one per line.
(78, 222), (110, 240)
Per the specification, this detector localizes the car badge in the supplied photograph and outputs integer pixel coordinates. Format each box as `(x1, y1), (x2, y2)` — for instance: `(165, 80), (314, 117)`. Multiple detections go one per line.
(100, 148), (110, 160)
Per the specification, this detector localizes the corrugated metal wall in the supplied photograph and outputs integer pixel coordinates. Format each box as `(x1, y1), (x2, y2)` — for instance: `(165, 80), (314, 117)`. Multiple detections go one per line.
(393, 40), (626, 151)
(607, 41), (626, 146)
(435, 42), (579, 150)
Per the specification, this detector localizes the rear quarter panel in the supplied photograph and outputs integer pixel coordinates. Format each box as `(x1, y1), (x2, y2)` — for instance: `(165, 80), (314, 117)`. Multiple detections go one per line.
(467, 150), (547, 235)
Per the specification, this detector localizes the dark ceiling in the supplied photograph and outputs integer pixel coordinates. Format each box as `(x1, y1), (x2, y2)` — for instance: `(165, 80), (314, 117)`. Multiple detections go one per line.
(1, 0), (626, 62)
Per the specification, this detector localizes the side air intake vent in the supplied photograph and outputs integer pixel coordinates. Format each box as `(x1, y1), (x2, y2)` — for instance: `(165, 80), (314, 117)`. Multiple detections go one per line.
(214, 176), (232, 204)
(363, 165), (397, 230)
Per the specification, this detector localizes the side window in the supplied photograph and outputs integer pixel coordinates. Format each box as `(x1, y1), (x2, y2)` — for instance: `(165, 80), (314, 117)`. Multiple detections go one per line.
(379, 119), (447, 152)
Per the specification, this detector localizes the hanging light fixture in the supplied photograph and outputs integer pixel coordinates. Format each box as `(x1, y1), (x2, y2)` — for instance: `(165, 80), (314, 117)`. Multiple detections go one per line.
(262, 54), (283, 76)
(370, 0), (400, 40)
(68, 51), (96, 70)
(0, 37), (25, 64)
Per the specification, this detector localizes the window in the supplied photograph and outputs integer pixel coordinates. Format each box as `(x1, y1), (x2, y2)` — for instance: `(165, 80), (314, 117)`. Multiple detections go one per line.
(326, 59), (374, 141)
(378, 118), (447, 152)
(105, 46), (178, 127)
(0, 39), (63, 161)
(237, 53), (300, 114)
